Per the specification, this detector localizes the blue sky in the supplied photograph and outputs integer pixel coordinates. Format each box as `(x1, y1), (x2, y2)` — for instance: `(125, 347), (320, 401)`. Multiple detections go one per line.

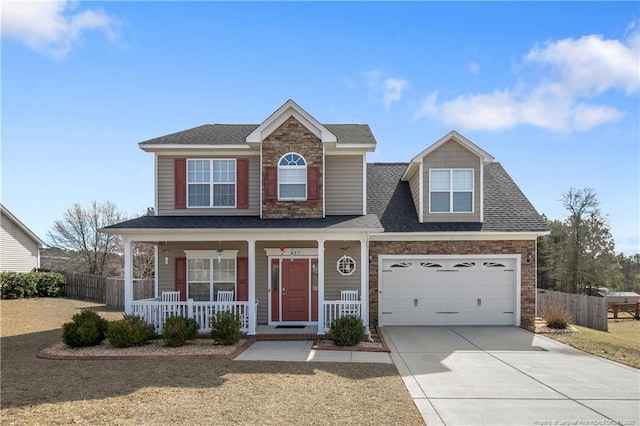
(2, 1), (639, 254)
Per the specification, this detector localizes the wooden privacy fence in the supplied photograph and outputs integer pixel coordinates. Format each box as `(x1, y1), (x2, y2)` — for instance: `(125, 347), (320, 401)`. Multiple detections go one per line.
(105, 278), (154, 310)
(537, 289), (608, 331)
(58, 271), (154, 310)
(59, 271), (106, 302)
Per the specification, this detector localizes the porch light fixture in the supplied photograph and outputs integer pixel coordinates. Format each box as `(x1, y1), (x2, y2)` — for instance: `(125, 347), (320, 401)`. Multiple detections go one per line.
(526, 252), (533, 263)
(216, 247), (224, 263)
(162, 249), (169, 265)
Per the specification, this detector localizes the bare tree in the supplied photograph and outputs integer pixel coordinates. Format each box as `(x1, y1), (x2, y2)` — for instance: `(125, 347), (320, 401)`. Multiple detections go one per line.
(561, 188), (600, 293)
(48, 201), (127, 276)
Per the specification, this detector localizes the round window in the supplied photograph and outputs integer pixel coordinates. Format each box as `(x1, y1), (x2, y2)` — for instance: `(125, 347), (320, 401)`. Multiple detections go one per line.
(337, 255), (356, 276)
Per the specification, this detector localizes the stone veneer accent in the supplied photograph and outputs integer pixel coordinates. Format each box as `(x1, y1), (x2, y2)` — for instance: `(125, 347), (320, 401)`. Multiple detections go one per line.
(368, 240), (537, 327)
(262, 116), (324, 219)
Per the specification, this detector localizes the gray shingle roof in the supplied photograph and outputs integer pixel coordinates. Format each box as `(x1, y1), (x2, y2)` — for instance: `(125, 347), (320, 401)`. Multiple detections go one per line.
(367, 162), (549, 233)
(104, 215), (383, 231)
(139, 124), (376, 146)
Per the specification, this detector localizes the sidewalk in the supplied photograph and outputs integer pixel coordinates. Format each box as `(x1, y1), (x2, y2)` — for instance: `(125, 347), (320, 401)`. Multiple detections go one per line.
(234, 340), (392, 363)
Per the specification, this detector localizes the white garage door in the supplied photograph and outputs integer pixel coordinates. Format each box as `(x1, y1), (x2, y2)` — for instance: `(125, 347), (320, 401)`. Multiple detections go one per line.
(380, 256), (518, 326)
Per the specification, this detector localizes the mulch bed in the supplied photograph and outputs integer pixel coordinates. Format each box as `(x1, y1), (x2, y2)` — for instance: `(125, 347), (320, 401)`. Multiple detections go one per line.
(313, 326), (390, 352)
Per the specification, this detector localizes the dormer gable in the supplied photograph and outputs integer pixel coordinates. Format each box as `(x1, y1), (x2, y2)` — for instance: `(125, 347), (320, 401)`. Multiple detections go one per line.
(401, 131), (494, 224)
(246, 99), (337, 144)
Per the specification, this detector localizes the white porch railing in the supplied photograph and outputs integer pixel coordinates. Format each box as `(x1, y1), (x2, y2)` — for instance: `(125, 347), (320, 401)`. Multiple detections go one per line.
(131, 298), (250, 334)
(322, 300), (362, 332)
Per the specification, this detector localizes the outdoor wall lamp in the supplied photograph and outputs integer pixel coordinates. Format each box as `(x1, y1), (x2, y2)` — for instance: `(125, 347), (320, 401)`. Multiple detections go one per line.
(526, 252), (533, 263)
(162, 249), (169, 265)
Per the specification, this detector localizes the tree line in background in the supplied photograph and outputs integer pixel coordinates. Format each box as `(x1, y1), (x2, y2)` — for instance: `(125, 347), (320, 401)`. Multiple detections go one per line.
(537, 188), (639, 294)
(43, 194), (640, 294)
(42, 201), (154, 279)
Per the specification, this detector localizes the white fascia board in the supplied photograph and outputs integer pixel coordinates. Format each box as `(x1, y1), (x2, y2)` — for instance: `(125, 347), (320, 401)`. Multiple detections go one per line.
(0, 205), (46, 247)
(400, 130), (495, 181)
(112, 229), (382, 243)
(246, 99), (337, 143)
(140, 144), (254, 153)
(370, 231), (549, 241)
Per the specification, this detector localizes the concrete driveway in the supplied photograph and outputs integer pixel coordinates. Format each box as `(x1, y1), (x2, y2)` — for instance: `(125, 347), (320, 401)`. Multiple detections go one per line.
(383, 326), (640, 426)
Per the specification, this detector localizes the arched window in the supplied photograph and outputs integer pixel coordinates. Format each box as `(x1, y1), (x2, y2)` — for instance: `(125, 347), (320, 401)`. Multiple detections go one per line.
(278, 153), (307, 199)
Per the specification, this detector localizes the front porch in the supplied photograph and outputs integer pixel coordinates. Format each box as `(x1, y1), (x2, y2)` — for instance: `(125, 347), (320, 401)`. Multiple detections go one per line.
(130, 297), (362, 335)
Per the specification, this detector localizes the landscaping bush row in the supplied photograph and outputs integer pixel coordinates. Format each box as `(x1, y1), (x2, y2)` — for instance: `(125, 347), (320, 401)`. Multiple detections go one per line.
(0, 271), (66, 299)
(62, 310), (243, 348)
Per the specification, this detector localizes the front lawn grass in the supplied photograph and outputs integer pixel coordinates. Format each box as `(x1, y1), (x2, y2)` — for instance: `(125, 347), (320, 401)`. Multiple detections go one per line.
(546, 320), (640, 369)
(0, 298), (423, 425)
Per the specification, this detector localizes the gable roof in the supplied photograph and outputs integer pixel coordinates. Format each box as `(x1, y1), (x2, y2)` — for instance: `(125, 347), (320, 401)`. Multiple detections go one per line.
(368, 163), (549, 233)
(0, 204), (46, 247)
(246, 99), (336, 143)
(401, 130), (495, 181)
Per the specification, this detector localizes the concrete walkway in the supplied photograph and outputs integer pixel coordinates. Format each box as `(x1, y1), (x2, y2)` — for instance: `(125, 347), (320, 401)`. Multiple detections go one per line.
(234, 340), (392, 363)
(383, 326), (640, 426)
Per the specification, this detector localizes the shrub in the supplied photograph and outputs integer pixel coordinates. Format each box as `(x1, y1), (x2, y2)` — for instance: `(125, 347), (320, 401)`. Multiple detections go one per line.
(329, 315), (365, 346)
(0, 272), (37, 299)
(209, 311), (241, 345)
(542, 301), (573, 329)
(162, 316), (200, 347)
(106, 315), (156, 348)
(0, 271), (66, 299)
(62, 310), (109, 348)
(35, 272), (66, 297)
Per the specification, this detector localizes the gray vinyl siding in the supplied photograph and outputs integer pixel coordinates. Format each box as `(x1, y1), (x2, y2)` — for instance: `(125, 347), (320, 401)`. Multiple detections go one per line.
(325, 155), (364, 215)
(0, 213), (40, 272)
(323, 241), (361, 300)
(408, 169), (421, 221)
(423, 140), (482, 222)
(157, 155), (260, 215)
(156, 240), (362, 324)
(156, 242), (248, 298)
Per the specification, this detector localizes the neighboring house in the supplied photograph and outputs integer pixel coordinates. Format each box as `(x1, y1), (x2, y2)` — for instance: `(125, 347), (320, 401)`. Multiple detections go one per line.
(103, 100), (549, 335)
(1, 204), (45, 272)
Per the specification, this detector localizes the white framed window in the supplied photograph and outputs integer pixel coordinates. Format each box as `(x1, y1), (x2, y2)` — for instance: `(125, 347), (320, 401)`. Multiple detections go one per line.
(278, 153), (306, 200)
(429, 169), (473, 213)
(185, 250), (238, 301)
(187, 159), (236, 208)
(337, 255), (356, 276)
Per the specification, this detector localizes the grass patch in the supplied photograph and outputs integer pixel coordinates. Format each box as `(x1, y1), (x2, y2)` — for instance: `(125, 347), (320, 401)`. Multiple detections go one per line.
(1, 298), (423, 425)
(546, 320), (640, 369)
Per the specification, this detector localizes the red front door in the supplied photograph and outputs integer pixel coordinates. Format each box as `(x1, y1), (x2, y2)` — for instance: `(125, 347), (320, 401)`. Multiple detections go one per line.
(282, 259), (309, 321)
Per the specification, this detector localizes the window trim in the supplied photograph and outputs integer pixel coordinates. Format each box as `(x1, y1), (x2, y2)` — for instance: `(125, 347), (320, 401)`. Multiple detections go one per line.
(184, 250), (238, 301)
(428, 168), (474, 214)
(277, 152), (307, 201)
(337, 255), (357, 276)
(186, 158), (237, 208)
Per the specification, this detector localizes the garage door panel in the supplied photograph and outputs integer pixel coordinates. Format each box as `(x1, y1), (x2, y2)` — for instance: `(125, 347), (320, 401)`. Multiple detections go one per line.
(380, 256), (517, 326)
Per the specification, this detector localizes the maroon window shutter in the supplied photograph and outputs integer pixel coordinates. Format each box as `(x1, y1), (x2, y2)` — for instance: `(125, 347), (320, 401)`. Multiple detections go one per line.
(265, 166), (278, 200)
(237, 257), (248, 301)
(175, 257), (187, 301)
(307, 166), (320, 200)
(175, 159), (187, 209)
(237, 159), (249, 209)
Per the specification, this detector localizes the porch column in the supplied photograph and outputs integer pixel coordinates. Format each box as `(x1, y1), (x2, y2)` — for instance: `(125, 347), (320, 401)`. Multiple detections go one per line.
(124, 239), (133, 314)
(247, 239), (256, 335)
(317, 239), (325, 335)
(360, 238), (369, 334)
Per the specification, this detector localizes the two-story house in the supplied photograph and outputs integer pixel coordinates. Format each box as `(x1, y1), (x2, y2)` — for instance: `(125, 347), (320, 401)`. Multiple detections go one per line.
(104, 99), (549, 336)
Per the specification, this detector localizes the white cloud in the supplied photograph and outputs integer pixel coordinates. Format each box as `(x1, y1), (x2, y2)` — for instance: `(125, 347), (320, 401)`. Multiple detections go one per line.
(383, 78), (410, 109)
(416, 29), (639, 132)
(1, 0), (119, 59)
(358, 68), (410, 110)
(469, 61), (480, 74)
